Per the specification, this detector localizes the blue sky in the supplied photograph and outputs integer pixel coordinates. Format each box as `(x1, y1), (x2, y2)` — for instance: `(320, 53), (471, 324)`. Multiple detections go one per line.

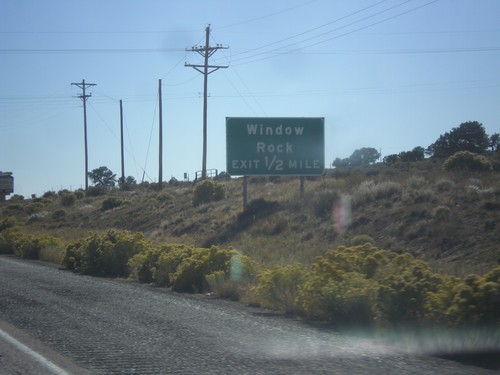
(1, 0), (499, 198)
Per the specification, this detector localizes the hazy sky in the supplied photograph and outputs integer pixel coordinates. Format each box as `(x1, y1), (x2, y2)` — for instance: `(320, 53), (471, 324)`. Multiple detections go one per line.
(1, 0), (499, 197)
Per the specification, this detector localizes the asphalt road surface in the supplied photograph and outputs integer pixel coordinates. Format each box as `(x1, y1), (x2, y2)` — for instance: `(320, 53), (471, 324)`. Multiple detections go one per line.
(0, 255), (497, 374)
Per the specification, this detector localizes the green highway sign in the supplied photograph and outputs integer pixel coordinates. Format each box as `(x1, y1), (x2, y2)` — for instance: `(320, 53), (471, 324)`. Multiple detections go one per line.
(226, 117), (325, 176)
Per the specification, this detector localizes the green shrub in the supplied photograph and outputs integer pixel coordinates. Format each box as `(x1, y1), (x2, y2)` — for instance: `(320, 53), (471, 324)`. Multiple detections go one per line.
(24, 202), (44, 215)
(311, 190), (339, 218)
(295, 244), (456, 327)
(0, 227), (22, 254)
(165, 246), (235, 293)
(207, 253), (262, 301)
(297, 244), (387, 324)
(192, 179), (226, 206)
(0, 216), (17, 232)
(152, 244), (194, 287)
(406, 175), (427, 190)
(157, 191), (174, 203)
(352, 180), (402, 208)
(375, 256), (444, 325)
(43, 191), (57, 199)
(434, 178), (455, 192)
(74, 190), (85, 199)
(443, 151), (492, 172)
(130, 244), (236, 293)
(0, 228), (62, 259)
(102, 197), (122, 211)
(16, 234), (41, 259)
(432, 205), (451, 220)
(299, 271), (376, 324)
(5, 204), (22, 211)
(52, 209), (66, 220)
(63, 230), (153, 277)
(350, 234), (375, 246)
(446, 267), (500, 326)
(128, 246), (165, 283)
(252, 263), (308, 314)
(424, 275), (462, 325)
(60, 193), (76, 207)
(17, 234), (63, 260)
(86, 185), (106, 197)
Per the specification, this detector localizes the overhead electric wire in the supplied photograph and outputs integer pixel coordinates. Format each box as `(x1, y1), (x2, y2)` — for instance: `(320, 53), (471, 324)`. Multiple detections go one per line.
(217, 0), (317, 30)
(293, 0), (441, 51)
(222, 70), (260, 116)
(123, 116), (142, 182)
(0, 48), (185, 54)
(232, 66), (268, 116)
(230, 0), (441, 66)
(142, 91), (159, 183)
(229, 0), (390, 60)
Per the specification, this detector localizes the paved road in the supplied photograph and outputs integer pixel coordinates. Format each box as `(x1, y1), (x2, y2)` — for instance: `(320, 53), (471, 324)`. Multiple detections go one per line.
(0, 255), (497, 374)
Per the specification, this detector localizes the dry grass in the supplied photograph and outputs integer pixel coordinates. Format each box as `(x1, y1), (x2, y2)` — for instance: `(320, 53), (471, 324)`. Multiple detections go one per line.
(2, 158), (500, 276)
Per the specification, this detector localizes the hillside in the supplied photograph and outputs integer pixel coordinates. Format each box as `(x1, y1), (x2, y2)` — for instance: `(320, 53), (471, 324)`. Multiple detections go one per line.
(2, 157), (500, 276)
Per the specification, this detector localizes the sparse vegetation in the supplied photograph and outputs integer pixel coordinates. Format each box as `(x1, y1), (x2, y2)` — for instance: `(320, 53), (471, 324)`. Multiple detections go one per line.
(63, 230), (152, 277)
(60, 192), (76, 207)
(102, 197), (123, 211)
(252, 263), (307, 314)
(1, 147), (499, 330)
(192, 179), (226, 206)
(444, 151), (493, 172)
(0, 227), (63, 259)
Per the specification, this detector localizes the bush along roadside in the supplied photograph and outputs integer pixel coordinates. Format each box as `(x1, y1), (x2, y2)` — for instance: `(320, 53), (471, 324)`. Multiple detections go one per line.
(0, 225), (63, 259)
(4, 226), (498, 330)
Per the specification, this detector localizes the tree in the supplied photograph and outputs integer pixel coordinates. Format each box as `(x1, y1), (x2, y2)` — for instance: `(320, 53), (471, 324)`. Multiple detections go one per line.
(427, 121), (489, 158)
(88, 166), (117, 190)
(490, 133), (500, 152)
(383, 154), (400, 165)
(399, 146), (425, 162)
(118, 176), (137, 190)
(349, 147), (381, 166)
(332, 157), (349, 168)
(333, 147), (380, 167)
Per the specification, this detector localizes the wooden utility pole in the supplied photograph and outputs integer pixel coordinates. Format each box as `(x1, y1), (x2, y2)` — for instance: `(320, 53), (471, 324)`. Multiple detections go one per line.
(185, 25), (228, 179)
(120, 99), (125, 185)
(158, 79), (163, 190)
(71, 79), (96, 191)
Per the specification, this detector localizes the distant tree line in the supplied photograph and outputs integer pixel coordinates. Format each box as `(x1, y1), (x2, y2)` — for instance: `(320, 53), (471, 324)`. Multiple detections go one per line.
(333, 121), (499, 168)
(332, 147), (381, 167)
(383, 147), (425, 165)
(426, 121), (497, 157)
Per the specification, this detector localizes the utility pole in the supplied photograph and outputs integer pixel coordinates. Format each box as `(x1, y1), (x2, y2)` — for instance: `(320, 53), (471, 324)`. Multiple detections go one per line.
(158, 79), (163, 190)
(71, 79), (96, 191)
(120, 99), (125, 185)
(185, 24), (228, 179)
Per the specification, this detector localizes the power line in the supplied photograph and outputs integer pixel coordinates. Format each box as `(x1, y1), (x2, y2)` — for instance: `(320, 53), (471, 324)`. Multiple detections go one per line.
(0, 48), (184, 54)
(217, 0), (317, 30)
(231, 0), (440, 66)
(229, 0), (390, 61)
(142, 90), (159, 183)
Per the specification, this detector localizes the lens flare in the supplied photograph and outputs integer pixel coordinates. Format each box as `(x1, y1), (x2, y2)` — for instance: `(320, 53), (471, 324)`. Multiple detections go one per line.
(333, 194), (352, 234)
(230, 251), (243, 282)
